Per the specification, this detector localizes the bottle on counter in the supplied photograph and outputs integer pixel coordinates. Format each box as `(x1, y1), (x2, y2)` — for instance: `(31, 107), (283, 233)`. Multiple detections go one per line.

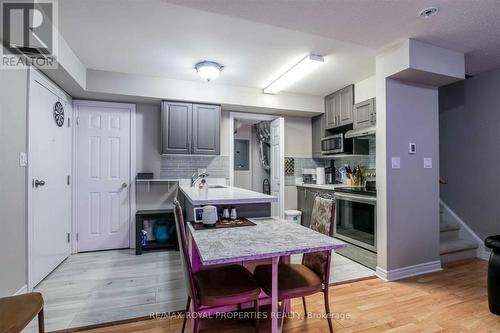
(230, 207), (237, 220)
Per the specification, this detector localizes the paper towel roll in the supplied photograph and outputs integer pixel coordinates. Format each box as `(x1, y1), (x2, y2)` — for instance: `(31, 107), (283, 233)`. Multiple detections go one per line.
(316, 167), (325, 185)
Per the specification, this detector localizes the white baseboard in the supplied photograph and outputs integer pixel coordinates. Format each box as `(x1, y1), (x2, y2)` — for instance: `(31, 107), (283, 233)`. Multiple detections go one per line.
(376, 260), (442, 281)
(479, 248), (492, 261)
(440, 200), (487, 260)
(13, 284), (27, 295)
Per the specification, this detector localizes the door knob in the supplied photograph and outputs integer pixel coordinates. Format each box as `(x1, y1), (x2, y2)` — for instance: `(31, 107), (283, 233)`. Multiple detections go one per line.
(34, 179), (45, 188)
(121, 182), (128, 188)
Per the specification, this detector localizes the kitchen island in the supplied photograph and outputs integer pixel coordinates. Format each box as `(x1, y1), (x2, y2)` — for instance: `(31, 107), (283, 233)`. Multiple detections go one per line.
(178, 184), (278, 220)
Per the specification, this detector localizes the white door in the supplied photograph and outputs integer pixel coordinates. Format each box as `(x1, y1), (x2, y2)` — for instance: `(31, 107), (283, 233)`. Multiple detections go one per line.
(28, 71), (72, 288)
(75, 101), (133, 252)
(270, 117), (285, 218)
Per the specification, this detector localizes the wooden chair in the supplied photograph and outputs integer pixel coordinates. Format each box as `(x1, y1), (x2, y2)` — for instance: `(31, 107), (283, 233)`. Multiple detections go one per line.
(0, 292), (44, 333)
(173, 199), (261, 333)
(254, 196), (336, 332)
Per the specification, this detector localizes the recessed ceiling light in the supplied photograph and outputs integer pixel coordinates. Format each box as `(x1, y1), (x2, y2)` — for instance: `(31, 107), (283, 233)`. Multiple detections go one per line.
(419, 7), (439, 18)
(195, 61), (224, 82)
(263, 54), (324, 94)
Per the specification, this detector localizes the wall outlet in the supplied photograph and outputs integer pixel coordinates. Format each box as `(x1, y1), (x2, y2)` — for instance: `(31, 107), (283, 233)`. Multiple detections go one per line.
(391, 157), (401, 169)
(424, 158), (432, 169)
(19, 152), (28, 167)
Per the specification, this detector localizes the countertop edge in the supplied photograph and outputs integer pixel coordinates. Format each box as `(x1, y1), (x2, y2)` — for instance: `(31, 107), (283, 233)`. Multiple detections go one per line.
(179, 185), (278, 205)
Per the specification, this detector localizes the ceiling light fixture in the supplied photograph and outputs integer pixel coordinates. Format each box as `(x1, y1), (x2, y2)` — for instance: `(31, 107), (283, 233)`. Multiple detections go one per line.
(263, 54), (324, 94)
(195, 61), (224, 82)
(418, 7), (439, 18)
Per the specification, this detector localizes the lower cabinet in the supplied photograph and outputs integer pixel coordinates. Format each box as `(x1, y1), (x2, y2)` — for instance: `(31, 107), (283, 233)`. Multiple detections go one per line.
(297, 186), (334, 228)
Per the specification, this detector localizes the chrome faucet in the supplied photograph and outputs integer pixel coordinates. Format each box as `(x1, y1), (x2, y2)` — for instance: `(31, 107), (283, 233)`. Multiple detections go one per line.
(191, 171), (209, 187)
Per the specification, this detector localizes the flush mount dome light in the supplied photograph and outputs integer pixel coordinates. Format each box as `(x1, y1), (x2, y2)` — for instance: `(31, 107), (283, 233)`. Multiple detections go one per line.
(195, 61), (224, 82)
(419, 7), (439, 18)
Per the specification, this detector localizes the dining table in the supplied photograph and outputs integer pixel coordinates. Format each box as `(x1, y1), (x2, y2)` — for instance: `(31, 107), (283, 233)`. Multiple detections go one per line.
(188, 217), (347, 333)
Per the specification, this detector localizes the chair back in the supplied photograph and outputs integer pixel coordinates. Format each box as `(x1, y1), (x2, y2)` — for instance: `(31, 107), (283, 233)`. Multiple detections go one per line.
(173, 198), (197, 301)
(303, 196), (335, 284)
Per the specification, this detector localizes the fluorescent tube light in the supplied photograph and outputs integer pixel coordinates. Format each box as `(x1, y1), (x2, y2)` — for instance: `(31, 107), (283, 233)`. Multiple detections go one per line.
(263, 54), (324, 94)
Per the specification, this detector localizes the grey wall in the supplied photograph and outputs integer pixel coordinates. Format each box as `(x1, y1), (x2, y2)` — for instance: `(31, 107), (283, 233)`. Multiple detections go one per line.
(136, 104), (162, 177)
(234, 124), (253, 190)
(384, 79), (440, 270)
(440, 68), (500, 240)
(0, 69), (28, 296)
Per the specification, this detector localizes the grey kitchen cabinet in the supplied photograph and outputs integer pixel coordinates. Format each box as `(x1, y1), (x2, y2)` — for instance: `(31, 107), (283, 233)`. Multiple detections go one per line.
(297, 187), (307, 225)
(324, 84), (354, 129)
(338, 85), (354, 126)
(312, 114), (325, 158)
(353, 98), (376, 129)
(192, 104), (220, 155)
(161, 101), (220, 155)
(324, 92), (337, 129)
(161, 102), (192, 154)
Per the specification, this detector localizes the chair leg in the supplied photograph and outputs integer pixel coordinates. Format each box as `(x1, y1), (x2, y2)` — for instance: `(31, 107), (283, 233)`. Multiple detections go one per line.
(302, 296), (308, 316)
(324, 290), (333, 333)
(38, 308), (45, 333)
(254, 299), (260, 332)
(193, 317), (200, 333)
(182, 297), (191, 333)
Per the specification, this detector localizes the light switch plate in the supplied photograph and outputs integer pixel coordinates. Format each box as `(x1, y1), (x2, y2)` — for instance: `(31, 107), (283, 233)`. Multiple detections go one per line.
(409, 143), (416, 154)
(424, 158), (432, 169)
(19, 152), (27, 167)
(391, 157), (401, 169)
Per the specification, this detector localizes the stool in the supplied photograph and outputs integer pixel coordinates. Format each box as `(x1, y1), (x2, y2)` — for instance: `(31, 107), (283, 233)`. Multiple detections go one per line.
(485, 235), (500, 315)
(0, 292), (44, 333)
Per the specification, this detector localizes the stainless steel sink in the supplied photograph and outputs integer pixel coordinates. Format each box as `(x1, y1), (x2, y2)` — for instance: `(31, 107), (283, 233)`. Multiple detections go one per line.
(208, 185), (227, 189)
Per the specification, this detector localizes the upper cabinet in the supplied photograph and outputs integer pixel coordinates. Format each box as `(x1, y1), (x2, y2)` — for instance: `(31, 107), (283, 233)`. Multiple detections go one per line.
(324, 84), (354, 129)
(353, 98), (376, 129)
(312, 114), (325, 158)
(338, 85), (354, 126)
(161, 101), (220, 155)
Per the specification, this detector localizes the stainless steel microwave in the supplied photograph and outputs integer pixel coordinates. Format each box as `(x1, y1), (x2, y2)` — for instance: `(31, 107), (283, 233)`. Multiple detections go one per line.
(321, 134), (352, 155)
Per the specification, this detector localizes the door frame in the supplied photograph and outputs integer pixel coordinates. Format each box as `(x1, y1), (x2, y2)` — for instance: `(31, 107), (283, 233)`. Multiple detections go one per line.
(26, 68), (73, 291)
(228, 112), (284, 217)
(72, 100), (136, 254)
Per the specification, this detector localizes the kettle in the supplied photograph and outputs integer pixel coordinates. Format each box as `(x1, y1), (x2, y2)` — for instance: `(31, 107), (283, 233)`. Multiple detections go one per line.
(202, 206), (218, 226)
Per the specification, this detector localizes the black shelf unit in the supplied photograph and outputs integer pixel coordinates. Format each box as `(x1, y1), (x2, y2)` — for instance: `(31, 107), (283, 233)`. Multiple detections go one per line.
(135, 209), (179, 255)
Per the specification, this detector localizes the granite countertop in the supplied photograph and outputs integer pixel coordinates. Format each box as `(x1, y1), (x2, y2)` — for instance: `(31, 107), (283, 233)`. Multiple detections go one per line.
(188, 218), (346, 265)
(179, 185), (278, 206)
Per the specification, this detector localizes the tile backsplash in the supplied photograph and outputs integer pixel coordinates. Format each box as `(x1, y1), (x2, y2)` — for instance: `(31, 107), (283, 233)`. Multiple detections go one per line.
(160, 155), (229, 179)
(333, 138), (376, 170)
(284, 157), (328, 186)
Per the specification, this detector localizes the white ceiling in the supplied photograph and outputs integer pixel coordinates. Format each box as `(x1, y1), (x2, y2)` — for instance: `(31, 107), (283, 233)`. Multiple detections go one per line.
(59, 0), (500, 97)
(165, 0), (500, 75)
(58, 0), (375, 96)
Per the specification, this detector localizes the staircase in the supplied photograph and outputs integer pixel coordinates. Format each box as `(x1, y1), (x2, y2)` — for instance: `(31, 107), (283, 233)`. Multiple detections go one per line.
(440, 203), (479, 263)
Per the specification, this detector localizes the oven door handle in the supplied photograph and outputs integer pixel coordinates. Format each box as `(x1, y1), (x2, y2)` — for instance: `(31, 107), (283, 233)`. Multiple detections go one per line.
(334, 192), (377, 204)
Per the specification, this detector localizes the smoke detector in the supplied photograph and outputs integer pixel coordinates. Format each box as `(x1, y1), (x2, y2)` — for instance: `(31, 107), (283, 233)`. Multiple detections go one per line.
(419, 7), (439, 18)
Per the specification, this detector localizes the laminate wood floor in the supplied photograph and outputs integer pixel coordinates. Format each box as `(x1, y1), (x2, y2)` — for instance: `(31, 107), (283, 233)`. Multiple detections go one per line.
(72, 259), (500, 333)
(24, 249), (373, 332)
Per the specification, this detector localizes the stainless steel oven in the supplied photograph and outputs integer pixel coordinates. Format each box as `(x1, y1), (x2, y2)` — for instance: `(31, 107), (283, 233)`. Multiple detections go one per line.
(321, 134), (352, 155)
(334, 191), (376, 252)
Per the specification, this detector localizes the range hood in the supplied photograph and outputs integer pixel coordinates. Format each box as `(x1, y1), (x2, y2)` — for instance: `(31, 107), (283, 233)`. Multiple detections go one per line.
(344, 126), (376, 139)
